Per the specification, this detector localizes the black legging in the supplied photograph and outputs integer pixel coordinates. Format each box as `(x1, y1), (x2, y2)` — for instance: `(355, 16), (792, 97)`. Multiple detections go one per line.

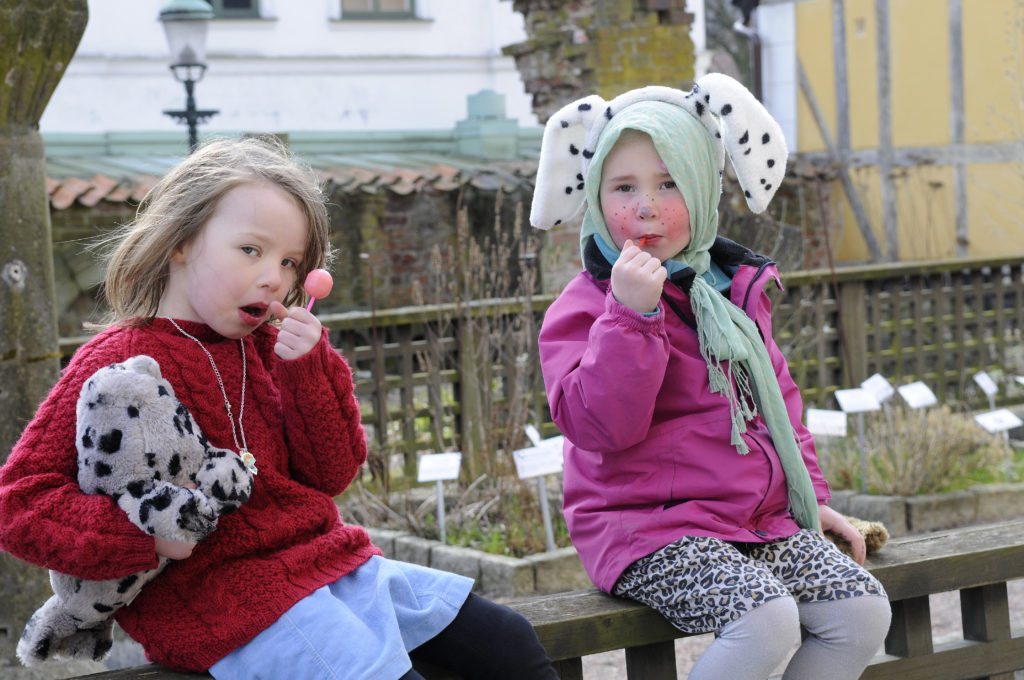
(400, 593), (559, 680)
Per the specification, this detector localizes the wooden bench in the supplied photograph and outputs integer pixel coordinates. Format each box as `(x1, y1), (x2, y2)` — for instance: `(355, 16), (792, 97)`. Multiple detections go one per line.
(70, 519), (1024, 680)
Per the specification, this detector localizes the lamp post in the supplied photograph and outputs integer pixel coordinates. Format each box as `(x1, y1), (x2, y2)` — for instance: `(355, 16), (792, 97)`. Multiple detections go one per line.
(159, 0), (219, 151)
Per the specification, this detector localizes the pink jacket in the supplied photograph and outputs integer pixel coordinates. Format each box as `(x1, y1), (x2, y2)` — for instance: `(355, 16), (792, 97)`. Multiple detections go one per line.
(538, 238), (830, 592)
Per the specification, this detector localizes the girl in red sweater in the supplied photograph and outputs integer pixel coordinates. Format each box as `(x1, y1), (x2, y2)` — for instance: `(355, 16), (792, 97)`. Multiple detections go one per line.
(0, 137), (556, 680)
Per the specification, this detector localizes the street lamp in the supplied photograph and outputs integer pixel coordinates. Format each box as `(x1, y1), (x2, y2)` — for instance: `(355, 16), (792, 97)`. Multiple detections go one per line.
(159, 0), (219, 151)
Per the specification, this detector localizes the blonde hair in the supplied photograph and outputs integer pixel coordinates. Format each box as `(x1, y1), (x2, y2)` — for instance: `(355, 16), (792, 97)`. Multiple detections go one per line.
(98, 136), (332, 327)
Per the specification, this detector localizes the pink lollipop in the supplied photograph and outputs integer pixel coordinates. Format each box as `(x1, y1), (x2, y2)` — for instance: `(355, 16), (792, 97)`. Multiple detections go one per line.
(304, 269), (333, 311)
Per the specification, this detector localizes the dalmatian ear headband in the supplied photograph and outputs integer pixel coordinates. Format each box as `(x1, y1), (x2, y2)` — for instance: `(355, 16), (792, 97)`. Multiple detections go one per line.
(529, 73), (788, 230)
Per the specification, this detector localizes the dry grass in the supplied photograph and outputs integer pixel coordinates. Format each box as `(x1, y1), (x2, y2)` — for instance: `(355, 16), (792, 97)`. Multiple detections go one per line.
(818, 403), (1006, 496)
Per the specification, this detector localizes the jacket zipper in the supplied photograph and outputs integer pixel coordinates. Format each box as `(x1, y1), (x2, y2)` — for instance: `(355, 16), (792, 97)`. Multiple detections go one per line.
(741, 260), (776, 313)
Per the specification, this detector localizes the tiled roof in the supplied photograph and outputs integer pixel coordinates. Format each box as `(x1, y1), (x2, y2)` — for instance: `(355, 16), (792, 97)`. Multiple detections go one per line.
(45, 152), (540, 211)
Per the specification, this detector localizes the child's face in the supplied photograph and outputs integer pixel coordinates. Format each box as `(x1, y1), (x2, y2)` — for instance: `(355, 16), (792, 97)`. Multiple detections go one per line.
(599, 132), (691, 261)
(160, 180), (309, 339)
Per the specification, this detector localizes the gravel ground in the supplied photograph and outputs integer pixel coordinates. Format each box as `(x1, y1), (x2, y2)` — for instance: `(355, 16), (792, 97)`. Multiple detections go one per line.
(580, 578), (1024, 679)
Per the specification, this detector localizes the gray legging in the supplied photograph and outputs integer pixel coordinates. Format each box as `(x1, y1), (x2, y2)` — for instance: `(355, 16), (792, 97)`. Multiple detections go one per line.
(689, 594), (892, 680)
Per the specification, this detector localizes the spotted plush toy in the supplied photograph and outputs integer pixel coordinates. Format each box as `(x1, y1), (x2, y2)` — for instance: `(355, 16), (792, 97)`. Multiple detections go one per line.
(529, 72), (788, 230)
(17, 355), (254, 667)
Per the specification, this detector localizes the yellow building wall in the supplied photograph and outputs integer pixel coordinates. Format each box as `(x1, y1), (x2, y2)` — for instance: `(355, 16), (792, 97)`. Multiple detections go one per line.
(845, 0), (880, 150)
(794, 0), (1022, 263)
(963, 1), (1022, 144)
(894, 166), (957, 259)
(834, 166), (884, 261)
(889, 0), (949, 147)
(966, 163), (1024, 257)
(796, 0), (833, 153)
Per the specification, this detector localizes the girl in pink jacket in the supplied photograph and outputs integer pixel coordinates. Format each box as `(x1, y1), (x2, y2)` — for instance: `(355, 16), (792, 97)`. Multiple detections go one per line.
(533, 75), (891, 680)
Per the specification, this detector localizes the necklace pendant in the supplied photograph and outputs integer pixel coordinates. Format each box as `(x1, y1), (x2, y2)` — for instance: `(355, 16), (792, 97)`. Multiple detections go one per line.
(240, 449), (258, 476)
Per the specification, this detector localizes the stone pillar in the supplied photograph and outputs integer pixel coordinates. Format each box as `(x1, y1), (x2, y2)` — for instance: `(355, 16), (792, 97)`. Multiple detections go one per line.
(0, 1), (89, 675)
(503, 0), (696, 124)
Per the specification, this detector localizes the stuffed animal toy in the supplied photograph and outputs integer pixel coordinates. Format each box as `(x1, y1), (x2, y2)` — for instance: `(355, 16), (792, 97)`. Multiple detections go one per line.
(825, 515), (889, 559)
(17, 355), (255, 667)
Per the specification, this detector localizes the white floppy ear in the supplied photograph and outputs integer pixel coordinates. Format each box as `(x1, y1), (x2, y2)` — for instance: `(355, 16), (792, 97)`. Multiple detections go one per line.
(683, 73), (788, 214)
(529, 94), (608, 230)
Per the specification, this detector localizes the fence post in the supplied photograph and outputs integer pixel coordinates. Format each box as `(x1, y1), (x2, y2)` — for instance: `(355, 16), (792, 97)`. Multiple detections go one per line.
(839, 280), (868, 386)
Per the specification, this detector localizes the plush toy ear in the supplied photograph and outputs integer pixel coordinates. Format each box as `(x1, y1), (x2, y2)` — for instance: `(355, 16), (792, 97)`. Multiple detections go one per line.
(682, 73), (788, 214)
(529, 94), (608, 230)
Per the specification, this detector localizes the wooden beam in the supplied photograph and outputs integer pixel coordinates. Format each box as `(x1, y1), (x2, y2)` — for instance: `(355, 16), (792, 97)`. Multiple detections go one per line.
(797, 60), (884, 262)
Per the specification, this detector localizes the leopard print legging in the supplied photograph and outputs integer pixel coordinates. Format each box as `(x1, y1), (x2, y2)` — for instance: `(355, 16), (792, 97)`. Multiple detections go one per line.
(612, 529), (886, 634)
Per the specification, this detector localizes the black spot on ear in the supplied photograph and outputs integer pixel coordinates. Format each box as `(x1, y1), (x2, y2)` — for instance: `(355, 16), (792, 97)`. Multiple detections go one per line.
(765, 184), (773, 191)
(739, 131), (749, 145)
(560, 120), (569, 128)
(720, 104), (732, 116)
(745, 190), (752, 198)
(117, 574), (139, 594)
(762, 133), (771, 144)
(98, 430), (122, 454)
(605, 106), (612, 119)
(577, 173), (584, 181)
(127, 405), (139, 418)
(767, 159), (775, 168)
(158, 385), (169, 397)
(582, 149), (594, 159)
(578, 102), (592, 111)
(565, 186), (573, 195)
(569, 144), (579, 155)
(577, 182), (584, 190)
(715, 132), (721, 138)
(94, 461), (112, 477)
(695, 102), (705, 116)
(704, 93), (710, 102)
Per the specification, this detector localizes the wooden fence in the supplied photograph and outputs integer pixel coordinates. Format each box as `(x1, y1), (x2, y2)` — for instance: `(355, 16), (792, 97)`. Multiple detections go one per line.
(58, 254), (1024, 471)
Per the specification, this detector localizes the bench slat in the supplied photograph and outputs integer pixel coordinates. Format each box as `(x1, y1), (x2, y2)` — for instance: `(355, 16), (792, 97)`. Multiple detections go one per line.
(861, 635), (1024, 680)
(867, 519), (1024, 600)
(62, 520), (1024, 680)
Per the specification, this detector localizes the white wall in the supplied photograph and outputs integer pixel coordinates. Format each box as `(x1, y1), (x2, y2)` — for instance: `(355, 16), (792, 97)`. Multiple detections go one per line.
(756, 2), (798, 151)
(40, 0), (538, 134)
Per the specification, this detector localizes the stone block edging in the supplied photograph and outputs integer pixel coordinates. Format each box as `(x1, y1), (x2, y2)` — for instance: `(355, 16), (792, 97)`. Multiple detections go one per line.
(366, 528), (592, 597)
(827, 482), (1024, 536)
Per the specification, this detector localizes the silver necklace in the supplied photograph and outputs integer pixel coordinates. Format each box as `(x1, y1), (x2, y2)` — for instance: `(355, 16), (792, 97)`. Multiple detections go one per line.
(165, 318), (258, 475)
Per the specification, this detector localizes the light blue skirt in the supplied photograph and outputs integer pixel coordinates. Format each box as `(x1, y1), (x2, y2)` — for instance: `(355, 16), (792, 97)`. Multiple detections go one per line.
(210, 556), (474, 680)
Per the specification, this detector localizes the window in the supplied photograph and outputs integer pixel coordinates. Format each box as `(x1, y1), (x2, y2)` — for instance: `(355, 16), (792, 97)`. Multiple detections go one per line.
(341, 0), (416, 19)
(208, 0), (260, 19)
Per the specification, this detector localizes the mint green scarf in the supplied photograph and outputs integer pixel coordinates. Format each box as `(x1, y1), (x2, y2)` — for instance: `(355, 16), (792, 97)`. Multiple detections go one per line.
(582, 102), (820, 533)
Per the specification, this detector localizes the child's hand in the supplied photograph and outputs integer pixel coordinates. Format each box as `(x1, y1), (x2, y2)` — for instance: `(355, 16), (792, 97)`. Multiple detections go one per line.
(611, 239), (667, 313)
(818, 504), (866, 565)
(155, 535), (198, 560)
(270, 301), (322, 360)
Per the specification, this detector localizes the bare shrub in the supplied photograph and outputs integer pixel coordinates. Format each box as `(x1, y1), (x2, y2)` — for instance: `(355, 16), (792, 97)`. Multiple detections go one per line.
(340, 190), (567, 556)
(818, 403), (1006, 496)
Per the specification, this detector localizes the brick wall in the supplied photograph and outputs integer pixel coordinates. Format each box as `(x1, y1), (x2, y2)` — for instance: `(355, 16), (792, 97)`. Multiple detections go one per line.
(504, 0), (696, 123)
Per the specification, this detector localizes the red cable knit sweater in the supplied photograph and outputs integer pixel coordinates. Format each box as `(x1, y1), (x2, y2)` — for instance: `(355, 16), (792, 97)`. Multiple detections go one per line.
(0, 318), (381, 671)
